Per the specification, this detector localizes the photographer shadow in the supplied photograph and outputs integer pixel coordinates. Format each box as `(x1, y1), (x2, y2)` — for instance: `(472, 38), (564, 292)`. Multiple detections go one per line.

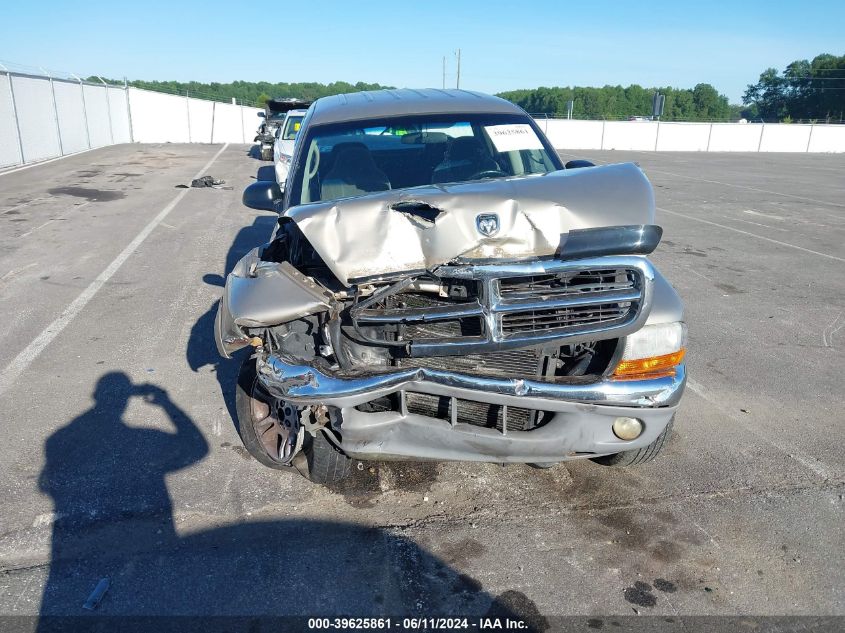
(37, 372), (207, 617)
(37, 373), (547, 630)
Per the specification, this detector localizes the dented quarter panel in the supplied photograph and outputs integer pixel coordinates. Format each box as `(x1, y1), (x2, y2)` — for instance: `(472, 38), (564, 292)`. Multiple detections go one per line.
(285, 162), (655, 286)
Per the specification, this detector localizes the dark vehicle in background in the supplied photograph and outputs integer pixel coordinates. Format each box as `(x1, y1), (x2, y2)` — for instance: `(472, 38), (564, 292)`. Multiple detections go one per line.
(218, 89), (687, 484)
(255, 98), (311, 161)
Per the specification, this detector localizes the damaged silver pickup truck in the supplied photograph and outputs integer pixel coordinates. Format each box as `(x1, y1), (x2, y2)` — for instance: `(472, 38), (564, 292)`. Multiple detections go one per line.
(216, 89), (687, 484)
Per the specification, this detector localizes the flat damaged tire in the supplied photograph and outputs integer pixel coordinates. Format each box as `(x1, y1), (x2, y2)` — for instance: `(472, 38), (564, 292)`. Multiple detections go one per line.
(590, 416), (674, 467)
(305, 430), (352, 485)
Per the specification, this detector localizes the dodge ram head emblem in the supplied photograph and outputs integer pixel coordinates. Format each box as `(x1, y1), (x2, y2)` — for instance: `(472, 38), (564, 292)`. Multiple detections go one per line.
(476, 213), (500, 237)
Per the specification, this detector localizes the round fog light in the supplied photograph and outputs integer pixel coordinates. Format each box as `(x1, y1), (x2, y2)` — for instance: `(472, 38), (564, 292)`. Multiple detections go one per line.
(612, 417), (643, 440)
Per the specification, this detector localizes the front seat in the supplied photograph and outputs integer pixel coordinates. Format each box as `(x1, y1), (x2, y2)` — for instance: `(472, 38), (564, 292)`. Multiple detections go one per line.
(431, 137), (499, 184)
(320, 143), (391, 201)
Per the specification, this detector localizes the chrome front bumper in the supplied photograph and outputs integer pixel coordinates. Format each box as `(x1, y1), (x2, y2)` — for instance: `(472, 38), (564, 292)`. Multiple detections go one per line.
(255, 355), (686, 463)
(256, 354), (685, 409)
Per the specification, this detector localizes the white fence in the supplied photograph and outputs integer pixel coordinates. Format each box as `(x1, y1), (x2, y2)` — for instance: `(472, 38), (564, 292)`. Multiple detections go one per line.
(2, 68), (844, 170)
(126, 88), (258, 144)
(537, 118), (845, 153)
(0, 72), (134, 168)
(0, 71), (261, 169)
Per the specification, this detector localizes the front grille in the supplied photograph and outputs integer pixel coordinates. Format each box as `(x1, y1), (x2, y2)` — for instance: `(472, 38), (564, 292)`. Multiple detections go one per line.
(405, 392), (537, 432)
(497, 268), (637, 336)
(498, 269), (637, 299)
(500, 301), (633, 334)
(350, 256), (653, 356)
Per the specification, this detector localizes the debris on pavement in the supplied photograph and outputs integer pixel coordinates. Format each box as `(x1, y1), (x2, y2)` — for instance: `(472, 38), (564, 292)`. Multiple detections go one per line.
(82, 577), (110, 610)
(175, 176), (232, 189)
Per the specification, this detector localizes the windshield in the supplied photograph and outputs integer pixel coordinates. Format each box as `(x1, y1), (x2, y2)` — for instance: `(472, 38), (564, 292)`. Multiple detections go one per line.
(288, 113), (560, 206)
(283, 115), (304, 140)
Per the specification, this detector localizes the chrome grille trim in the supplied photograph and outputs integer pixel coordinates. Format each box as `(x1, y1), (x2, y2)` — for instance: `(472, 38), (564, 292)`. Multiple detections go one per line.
(350, 256), (655, 356)
(494, 288), (641, 314)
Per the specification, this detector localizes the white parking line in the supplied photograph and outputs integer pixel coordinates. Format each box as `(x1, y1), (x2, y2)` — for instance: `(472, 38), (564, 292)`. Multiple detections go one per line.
(0, 262), (38, 284)
(658, 206), (845, 263)
(17, 218), (58, 239)
(722, 215), (789, 233)
(743, 209), (784, 221)
(0, 143), (229, 396)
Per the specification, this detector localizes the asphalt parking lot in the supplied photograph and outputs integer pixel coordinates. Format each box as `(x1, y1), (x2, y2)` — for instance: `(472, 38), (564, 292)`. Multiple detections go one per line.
(0, 144), (842, 623)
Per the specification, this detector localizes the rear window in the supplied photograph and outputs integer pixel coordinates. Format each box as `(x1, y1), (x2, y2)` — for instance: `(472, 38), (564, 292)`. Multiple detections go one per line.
(283, 116), (304, 140)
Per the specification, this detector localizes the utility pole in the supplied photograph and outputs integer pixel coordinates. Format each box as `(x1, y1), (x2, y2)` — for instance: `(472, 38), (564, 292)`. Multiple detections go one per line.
(442, 56), (446, 89)
(455, 49), (461, 89)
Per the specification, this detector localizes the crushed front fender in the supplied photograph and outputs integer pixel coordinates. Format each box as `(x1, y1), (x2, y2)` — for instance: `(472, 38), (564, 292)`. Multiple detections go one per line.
(215, 248), (334, 358)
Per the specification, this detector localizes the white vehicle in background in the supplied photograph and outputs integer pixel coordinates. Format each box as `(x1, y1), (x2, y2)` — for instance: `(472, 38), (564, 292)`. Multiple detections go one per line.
(274, 108), (308, 186)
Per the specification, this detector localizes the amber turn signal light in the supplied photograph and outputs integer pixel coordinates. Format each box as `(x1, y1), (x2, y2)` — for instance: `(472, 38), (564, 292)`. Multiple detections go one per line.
(613, 348), (686, 379)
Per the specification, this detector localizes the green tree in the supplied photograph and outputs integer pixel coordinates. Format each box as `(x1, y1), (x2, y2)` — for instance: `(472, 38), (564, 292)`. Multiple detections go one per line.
(692, 83), (730, 119)
(498, 83), (732, 121)
(743, 68), (787, 120)
(743, 54), (845, 122)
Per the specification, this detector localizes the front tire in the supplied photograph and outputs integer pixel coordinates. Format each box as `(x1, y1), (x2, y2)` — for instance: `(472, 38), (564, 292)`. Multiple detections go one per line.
(234, 356), (352, 483)
(305, 430), (352, 484)
(235, 356), (294, 469)
(590, 417), (674, 467)
(260, 146), (273, 161)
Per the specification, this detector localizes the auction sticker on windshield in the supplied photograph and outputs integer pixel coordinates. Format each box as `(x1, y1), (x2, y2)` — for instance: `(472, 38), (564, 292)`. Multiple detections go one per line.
(484, 124), (544, 152)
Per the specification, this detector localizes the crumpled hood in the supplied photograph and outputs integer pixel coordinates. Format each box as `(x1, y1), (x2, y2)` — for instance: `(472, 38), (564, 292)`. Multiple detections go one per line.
(285, 162), (655, 286)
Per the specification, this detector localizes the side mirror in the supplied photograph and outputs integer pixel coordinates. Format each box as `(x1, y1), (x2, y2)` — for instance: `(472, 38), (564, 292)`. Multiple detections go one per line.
(257, 112), (265, 118)
(565, 159), (595, 169)
(243, 181), (283, 212)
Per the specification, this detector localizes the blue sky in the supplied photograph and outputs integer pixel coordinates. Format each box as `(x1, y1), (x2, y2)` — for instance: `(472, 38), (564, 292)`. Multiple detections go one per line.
(1, 0), (842, 102)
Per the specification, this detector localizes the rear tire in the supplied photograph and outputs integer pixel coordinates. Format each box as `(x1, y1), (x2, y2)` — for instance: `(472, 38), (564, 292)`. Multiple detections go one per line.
(260, 146), (273, 161)
(590, 417), (674, 467)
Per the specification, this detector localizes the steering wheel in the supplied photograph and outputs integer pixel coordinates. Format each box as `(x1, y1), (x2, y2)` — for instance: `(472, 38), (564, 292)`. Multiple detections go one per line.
(470, 169), (508, 180)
